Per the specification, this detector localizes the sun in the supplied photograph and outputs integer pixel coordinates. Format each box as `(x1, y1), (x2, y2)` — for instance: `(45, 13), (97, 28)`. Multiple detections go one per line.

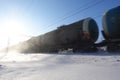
(0, 18), (29, 48)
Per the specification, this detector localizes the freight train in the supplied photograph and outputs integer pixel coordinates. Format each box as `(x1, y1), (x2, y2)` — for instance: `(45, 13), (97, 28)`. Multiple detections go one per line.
(9, 6), (120, 53)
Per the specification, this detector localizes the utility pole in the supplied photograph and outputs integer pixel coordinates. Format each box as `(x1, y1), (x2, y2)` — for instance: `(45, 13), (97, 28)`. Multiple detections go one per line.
(6, 36), (10, 53)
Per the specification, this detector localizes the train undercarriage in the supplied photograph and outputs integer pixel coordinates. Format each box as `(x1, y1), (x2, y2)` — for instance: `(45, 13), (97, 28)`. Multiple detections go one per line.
(95, 39), (120, 52)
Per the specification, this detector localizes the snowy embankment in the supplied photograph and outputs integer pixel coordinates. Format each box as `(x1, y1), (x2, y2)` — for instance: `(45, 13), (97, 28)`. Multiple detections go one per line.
(0, 52), (120, 80)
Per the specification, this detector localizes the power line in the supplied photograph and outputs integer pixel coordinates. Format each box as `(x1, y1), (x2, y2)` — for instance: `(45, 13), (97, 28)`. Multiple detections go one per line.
(39, 0), (104, 32)
(39, 0), (98, 28)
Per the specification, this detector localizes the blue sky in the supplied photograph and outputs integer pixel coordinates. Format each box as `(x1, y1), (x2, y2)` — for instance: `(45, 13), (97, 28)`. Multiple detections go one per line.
(0, 0), (120, 48)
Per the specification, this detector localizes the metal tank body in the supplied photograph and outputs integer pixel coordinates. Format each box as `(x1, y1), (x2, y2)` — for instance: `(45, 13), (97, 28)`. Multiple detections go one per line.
(16, 18), (99, 53)
(102, 6), (120, 40)
(39, 18), (98, 52)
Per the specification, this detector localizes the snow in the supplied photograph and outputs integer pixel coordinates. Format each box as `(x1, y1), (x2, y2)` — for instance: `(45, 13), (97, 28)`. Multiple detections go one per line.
(0, 52), (120, 80)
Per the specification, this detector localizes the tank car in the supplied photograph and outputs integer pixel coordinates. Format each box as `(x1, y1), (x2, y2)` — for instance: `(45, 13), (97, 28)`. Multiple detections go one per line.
(9, 18), (99, 53)
(13, 18), (99, 53)
(102, 6), (120, 39)
(102, 6), (120, 52)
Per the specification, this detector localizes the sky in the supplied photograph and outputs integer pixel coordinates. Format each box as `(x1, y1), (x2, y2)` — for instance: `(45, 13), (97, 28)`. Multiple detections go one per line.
(0, 0), (120, 48)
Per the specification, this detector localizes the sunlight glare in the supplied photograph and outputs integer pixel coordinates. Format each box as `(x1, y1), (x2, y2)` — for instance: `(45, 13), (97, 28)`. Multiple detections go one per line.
(0, 17), (29, 48)
(1, 18), (25, 36)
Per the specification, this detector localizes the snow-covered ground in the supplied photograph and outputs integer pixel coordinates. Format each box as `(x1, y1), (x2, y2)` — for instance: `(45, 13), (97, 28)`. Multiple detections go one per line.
(0, 52), (120, 80)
